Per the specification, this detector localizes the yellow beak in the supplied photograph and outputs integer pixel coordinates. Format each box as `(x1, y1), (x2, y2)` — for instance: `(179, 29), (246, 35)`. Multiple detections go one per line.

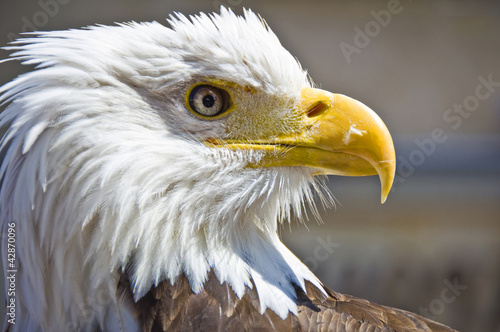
(210, 87), (396, 203)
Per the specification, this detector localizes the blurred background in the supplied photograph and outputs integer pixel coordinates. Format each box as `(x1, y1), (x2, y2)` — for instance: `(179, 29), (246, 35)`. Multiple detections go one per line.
(0, 0), (499, 331)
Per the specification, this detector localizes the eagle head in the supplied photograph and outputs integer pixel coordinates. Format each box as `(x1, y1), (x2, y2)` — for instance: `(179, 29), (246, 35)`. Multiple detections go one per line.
(0, 7), (396, 331)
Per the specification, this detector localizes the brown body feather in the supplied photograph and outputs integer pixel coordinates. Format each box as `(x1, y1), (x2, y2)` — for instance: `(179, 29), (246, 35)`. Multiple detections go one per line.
(119, 271), (456, 332)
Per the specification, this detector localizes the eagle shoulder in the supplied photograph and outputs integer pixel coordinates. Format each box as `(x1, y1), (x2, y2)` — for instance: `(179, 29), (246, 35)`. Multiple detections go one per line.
(119, 272), (456, 332)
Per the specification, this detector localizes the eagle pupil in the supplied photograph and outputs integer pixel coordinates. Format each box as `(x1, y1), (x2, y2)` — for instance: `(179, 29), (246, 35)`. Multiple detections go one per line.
(203, 95), (215, 108)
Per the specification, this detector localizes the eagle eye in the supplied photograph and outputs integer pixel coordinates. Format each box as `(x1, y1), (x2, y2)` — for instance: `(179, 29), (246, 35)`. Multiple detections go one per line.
(188, 85), (230, 117)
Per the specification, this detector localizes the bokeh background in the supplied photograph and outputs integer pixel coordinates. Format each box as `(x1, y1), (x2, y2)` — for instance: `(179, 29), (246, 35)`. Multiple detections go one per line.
(0, 0), (499, 331)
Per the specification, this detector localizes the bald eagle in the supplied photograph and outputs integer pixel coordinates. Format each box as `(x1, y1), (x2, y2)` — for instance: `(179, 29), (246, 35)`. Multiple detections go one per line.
(0, 7), (455, 332)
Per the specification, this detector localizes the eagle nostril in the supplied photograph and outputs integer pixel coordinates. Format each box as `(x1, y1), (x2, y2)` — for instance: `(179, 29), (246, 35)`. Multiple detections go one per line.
(306, 102), (327, 118)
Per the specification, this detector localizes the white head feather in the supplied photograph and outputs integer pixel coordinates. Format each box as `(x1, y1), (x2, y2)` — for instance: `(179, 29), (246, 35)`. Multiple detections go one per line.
(0, 8), (330, 331)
